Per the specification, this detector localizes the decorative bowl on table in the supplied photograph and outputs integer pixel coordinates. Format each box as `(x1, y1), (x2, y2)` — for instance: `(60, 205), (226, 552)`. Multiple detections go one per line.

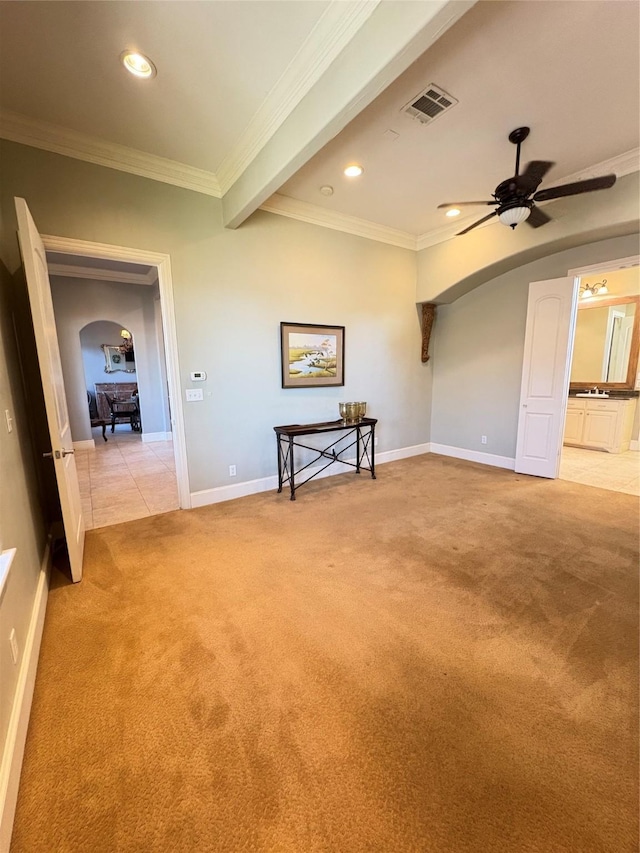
(339, 401), (367, 424)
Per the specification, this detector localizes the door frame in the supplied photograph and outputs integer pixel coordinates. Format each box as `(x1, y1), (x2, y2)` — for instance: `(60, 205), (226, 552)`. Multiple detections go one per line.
(556, 253), (640, 470)
(41, 234), (191, 509)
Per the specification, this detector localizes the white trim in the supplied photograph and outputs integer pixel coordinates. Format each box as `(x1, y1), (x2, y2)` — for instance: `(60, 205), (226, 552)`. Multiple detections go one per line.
(0, 110), (222, 198)
(47, 262), (157, 286)
(630, 439), (638, 451)
(40, 235), (191, 510)
(429, 443), (516, 470)
(141, 431), (172, 443)
(556, 147), (640, 186)
(568, 254), (640, 277)
(190, 442), (431, 508)
(72, 439), (95, 451)
(377, 442), (431, 463)
(260, 194), (417, 250)
(2, 109), (636, 251)
(0, 543), (50, 852)
(216, 0), (380, 194)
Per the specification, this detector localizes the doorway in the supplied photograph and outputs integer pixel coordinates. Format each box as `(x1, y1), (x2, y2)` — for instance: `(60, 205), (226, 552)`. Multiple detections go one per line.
(559, 257), (640, 495)
(41, 234), (190, 513)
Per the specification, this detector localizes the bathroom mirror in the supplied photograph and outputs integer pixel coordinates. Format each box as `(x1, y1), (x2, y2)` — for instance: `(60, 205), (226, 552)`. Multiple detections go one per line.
(570, 295), (639, 390)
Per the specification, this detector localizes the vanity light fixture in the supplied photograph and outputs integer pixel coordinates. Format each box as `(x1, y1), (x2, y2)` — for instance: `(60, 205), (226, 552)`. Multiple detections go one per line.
(120, 51), (157, 79)
(580, 279), (608, 299)
(344, 164), (364, 178)
(445, 208), (461, 218)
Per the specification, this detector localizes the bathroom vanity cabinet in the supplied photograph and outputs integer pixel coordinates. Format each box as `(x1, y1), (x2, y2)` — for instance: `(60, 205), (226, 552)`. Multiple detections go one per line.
(564, 397), (637, 453)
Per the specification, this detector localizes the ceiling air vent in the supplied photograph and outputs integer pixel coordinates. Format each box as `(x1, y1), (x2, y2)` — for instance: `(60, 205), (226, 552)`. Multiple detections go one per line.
(402, 84), (458, 125)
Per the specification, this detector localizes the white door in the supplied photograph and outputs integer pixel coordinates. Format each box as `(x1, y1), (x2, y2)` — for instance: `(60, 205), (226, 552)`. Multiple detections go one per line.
(515, 276), (578, 478)
(15, 198), (84, 582)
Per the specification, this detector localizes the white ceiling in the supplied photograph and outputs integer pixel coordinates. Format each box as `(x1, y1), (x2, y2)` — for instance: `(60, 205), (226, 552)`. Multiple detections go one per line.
(279, 0), (640, 236)
(0, 0), (330, 173)
(1, 0), (638, 247)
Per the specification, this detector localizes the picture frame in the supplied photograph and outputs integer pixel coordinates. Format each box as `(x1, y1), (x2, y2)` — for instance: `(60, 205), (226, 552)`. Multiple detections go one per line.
(102, 344), (136, 374)
(280, 322), (345, 388)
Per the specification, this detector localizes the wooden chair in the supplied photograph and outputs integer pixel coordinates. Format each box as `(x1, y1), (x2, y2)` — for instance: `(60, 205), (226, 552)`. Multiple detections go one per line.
(104, 392), (141, 433)
(87, 391), (108, 441)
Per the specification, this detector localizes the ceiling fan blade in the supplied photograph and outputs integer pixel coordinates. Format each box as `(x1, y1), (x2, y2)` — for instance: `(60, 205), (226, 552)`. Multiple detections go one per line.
(519, 160), (555, 189)
(456, 210), (498, 236)
(526, 205), (552, 228)
(437, 201), (498, 208)
(533, 174), (616, 203)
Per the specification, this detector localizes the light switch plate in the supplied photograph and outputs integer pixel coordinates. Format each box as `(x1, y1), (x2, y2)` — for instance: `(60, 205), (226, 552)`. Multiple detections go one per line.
(5, 409), (13, 433)
(185, 388), (204, 402)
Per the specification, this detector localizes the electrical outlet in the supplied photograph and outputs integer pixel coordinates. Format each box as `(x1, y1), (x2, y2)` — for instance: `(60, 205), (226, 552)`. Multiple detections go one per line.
(9, 629), (18, 665)
(374, 437), (378, 446)
(481, 435), (487, 445)
(5, 409), (13, 433)
(229, 465), (237, 477)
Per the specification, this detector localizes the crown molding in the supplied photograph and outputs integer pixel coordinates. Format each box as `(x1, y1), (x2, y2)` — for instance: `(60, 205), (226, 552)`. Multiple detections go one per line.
(0, 110), (222, 198)
(47, 262), (157, 286)
(416, 147), (640, 251)
(215, 0), (381, 196)
(260, 194), (417, 250)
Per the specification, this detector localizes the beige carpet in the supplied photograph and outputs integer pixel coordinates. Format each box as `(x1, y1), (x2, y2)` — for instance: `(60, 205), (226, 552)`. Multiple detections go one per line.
(10, 455), (639, 852)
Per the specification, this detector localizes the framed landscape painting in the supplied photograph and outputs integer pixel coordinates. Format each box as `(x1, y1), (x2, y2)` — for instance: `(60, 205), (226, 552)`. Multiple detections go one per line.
(280, 322), (345, 388)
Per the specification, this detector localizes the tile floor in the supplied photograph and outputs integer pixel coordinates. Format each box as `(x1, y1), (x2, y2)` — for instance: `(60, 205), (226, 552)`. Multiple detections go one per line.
(76, 426), (179, 529)
(559, 445), (640, 495)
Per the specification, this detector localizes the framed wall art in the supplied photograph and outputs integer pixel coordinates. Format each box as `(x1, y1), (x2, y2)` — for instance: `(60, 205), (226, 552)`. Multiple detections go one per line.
(280, 322), (345, 388)
(102, 344), (136, 374)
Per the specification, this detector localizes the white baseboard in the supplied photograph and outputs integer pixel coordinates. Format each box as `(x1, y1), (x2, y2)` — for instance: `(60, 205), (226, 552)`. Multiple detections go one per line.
(190, 441), (432, 508)
(142, 432), (172, 443)
(72, 439), (95, 451)
(0, 543), (51, 852)
(378, 442), (431, 464)
(630, 440), (639, 451)
(429, 442), (516, 470)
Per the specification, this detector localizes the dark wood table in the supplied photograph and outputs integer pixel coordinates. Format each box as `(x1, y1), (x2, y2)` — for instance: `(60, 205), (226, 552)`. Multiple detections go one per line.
(274, 418), (377, 500)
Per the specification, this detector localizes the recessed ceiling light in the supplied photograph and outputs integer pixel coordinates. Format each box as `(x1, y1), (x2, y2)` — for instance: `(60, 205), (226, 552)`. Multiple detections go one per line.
(120, 51), (157, 79)
(445, 208), (461, 217)
(344, 164), (364, 178)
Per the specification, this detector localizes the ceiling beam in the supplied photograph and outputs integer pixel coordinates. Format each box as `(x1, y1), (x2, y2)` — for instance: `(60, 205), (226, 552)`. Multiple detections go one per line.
(222, 0), (476, 229)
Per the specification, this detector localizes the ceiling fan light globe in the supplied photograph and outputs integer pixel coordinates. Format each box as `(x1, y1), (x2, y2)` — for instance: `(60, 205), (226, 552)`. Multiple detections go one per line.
(498, 206), (531, 227)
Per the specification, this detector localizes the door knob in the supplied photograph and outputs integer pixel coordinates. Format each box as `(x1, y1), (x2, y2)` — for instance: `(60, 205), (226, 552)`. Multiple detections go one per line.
(42, 451), (54, 459)
(61, 449), (75, 457)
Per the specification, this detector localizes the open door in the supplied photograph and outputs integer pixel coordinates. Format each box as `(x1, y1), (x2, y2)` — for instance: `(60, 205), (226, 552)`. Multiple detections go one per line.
(515, 276), (578, 478)
(15, 198), (84, 582)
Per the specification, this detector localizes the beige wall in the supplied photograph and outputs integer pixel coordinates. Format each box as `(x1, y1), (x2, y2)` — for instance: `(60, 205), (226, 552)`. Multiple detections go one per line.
(0, 140), (431, 496)
(430, 234), (640, 460)
(570, 306), (610, 382)
(416, 172), (640, 305)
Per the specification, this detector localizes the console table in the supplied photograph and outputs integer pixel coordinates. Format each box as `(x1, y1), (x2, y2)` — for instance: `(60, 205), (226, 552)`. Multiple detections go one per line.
(274, 418), (377, 500)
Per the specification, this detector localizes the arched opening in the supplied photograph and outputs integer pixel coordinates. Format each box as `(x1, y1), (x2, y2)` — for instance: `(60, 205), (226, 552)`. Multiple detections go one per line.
(80, 320), (139, 435)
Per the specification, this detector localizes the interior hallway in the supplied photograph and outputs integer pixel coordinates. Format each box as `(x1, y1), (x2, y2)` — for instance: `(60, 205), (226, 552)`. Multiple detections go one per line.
(76, 427), (178, 529)
(559, 446), (639, 495)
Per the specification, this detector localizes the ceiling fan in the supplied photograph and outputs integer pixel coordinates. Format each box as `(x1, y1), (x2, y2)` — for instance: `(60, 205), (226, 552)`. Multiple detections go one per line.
(438, 127), (617, 236)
